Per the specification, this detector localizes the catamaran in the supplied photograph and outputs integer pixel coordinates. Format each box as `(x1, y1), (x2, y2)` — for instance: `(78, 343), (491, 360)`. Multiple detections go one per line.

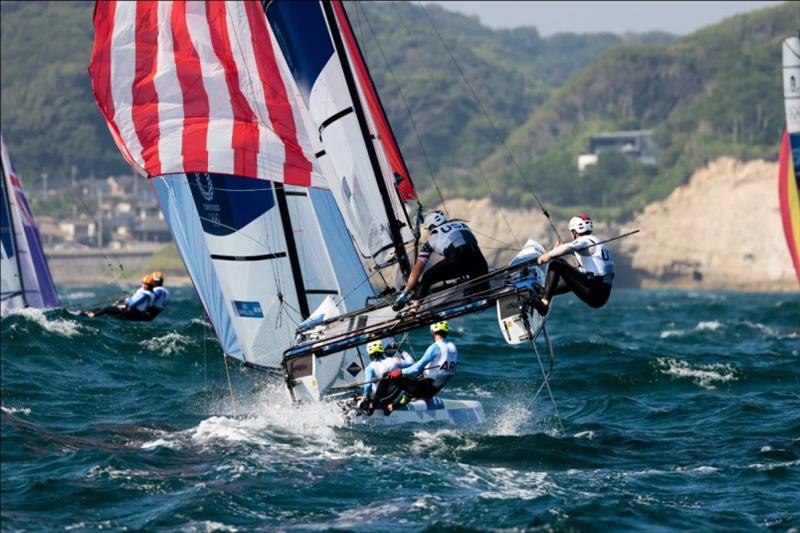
(1, 133), (60, 318)
(88, 0), (551, 425)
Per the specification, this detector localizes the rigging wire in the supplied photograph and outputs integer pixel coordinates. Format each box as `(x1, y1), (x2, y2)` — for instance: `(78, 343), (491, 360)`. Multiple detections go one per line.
(415, 1), (563, 243)
(66, 185), (130, 300)
(524, 319), (563, 433)
(354, 2), (449, 216)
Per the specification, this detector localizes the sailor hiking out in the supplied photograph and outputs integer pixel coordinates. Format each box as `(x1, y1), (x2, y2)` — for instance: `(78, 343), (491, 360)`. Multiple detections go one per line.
(534, 213), (615, 315)
(385, 321), (457, 413)
(86, 274), (156, 321)
(393, 211), (488, 311)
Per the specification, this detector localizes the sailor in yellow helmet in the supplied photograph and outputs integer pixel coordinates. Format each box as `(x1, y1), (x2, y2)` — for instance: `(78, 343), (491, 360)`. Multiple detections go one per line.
(359, 339), (404, 416)
(385, 320), (458, 413)
(85, 274), (156, 321)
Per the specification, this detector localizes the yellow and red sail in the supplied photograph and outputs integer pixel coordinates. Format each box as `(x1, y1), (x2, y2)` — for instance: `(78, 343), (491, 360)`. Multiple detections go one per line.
(780, 36), (800, 284)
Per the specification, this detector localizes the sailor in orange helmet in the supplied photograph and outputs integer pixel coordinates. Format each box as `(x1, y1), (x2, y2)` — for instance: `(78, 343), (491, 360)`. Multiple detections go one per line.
(147, 271), (169, 319)
(86, 274), (156, 321)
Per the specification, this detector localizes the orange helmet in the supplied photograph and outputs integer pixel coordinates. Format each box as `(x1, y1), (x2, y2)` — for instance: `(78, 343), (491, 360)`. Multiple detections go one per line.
(141, 274), (155, 286)
(152, 271), (164, 286)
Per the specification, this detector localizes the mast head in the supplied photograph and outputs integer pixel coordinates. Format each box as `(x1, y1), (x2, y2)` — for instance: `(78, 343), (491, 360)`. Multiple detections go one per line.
(568, 214), (593, 236)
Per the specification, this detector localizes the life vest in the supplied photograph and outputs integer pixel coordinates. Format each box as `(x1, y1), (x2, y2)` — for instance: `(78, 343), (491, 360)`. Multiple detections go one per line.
(569, 235), (615, 281)
(420, 222), (479, 260)
(151, 286), (170, 310)
(127, 288), (154, 312)
(422, 340), (457, 388)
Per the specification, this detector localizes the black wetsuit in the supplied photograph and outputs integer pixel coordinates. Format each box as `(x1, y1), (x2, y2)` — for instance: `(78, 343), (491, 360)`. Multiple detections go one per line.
(88, 304), (154, 321)
(543, 258), (612, 308)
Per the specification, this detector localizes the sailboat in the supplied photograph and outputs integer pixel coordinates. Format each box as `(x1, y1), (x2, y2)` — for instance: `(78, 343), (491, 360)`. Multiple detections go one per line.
(88, 0), (549, 425)
(780, 36), (800, 284)
(0, 133), (60, 318)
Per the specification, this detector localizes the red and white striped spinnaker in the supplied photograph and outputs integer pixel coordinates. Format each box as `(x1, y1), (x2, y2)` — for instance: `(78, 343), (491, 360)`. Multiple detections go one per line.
(88, 0), (325, 187)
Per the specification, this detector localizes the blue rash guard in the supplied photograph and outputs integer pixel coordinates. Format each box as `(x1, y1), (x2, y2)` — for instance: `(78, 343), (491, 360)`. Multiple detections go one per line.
(126, 288), (154, 313)
(363, 356), (400, 397)
(401, 343), (440, 377)
(151, 286), (170, 310)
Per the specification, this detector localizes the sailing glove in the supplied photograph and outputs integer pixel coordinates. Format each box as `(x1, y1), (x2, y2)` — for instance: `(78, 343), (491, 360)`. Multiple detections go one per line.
(388, 369), (402, 380)
(392, 290), (410, 311)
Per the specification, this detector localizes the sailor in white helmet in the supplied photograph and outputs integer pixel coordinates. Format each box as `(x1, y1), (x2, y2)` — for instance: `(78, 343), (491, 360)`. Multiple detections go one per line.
(385, 321), (457, 413)
(534, 213), (615, 315)
(393, 211), (488, 311)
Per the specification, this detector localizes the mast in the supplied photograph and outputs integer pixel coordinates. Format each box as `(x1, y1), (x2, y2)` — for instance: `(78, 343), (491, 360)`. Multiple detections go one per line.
(274, 182), (310, 318)
(320, 0), (412, 279)
(0, 157), (26, 307)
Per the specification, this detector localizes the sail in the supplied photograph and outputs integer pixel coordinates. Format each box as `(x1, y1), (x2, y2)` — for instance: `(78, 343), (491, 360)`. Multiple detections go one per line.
(265, 0), (415, 273)
(0, 134), (59, 316)
(88, 1), (375, 392)
(781, 37), (800, 283)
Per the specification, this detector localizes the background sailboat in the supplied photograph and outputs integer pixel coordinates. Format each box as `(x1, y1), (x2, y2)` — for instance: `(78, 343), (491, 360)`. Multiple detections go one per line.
(780, 36), (800, 284)
(0, 133), (60, 317)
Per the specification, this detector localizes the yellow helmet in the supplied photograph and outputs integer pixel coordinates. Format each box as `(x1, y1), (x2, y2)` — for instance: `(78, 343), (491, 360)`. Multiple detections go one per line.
(366, 340), (384, 356)
(152, 271), (164, 286)
(430, 321), (449, 334)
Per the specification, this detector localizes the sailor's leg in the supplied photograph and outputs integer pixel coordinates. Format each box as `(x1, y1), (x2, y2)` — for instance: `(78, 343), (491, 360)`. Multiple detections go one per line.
(413, 256), (460, 299)
(548, 261), (610, 308)
(464, 246), (490, 296)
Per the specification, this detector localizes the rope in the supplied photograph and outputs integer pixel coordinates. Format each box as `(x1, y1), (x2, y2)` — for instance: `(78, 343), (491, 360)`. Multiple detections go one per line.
(416, 1), (561, 243)
(223, 354), (236, 415)
(524, 316), (563, 433)
(355, 2), (448, 216)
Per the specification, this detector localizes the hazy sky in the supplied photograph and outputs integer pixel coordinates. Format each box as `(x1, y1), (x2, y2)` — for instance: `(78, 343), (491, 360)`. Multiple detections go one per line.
(429, 1), (785, 36)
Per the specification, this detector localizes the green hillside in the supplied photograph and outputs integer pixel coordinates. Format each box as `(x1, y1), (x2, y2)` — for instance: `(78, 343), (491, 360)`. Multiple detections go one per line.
(471, 2), (795, 217)
(0, 0), (666, 194)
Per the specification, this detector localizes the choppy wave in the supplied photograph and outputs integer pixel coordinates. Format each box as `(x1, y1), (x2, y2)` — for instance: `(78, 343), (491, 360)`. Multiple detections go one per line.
(2, 288), (799, 530)
(655, 357), (738, 389)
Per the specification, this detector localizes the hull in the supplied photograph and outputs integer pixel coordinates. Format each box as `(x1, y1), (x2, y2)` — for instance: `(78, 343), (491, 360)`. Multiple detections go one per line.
(350, 397), (484, 426)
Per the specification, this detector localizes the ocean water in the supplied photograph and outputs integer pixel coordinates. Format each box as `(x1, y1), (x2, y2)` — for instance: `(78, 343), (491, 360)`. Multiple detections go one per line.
(1, 287), (798, 531)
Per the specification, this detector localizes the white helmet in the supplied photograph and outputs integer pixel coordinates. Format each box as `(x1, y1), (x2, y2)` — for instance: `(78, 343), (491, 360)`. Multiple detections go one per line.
(568, 214), (593, 235)
(423, 211), (448, 229)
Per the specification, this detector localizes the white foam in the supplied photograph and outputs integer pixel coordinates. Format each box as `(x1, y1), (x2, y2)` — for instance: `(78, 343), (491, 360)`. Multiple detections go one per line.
(410, 428), (475, 455)
(62, 291), (96, 300)
(7, 308), (80, 337)
(1, 405), (31, 415)
(140, 332), (194, 356)
(696, 321), (722, 331)
(142, 384), (370, 460)
(489, 402), (534, 436)
(656, 357), (738, 390)
(659, 329), (685, 339)
(574, 430), (595, 440)
(455, 466), (551, 501)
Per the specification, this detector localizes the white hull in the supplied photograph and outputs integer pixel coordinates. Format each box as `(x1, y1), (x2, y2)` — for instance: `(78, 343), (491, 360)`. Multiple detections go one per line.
(350, 397), (484, 426)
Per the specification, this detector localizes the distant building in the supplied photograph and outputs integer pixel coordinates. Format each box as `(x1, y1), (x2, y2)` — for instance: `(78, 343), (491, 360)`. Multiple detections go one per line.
(132, 219), (171, 243)
(58, 217), (96, 243)
(578, 129), (660, 171)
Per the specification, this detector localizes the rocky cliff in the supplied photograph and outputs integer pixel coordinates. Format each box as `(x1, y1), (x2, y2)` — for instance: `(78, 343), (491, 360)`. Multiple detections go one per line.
(440, 157), (798, 291)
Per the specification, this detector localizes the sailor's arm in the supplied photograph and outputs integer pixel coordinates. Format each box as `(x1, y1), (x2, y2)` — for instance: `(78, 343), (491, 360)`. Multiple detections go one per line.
(401, 344), (439, 376)
(363, 365), (376, 397)
(537, 239), (568, 264)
